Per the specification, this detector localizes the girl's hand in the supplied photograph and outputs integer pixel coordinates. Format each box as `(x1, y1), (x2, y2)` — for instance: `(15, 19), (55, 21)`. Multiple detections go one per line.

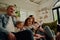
(34, 34), (45, 39)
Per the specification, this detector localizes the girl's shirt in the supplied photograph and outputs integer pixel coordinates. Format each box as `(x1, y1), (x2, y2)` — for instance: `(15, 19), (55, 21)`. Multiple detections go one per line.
(14, 27), (26, 32)
(25, 25), (36, 34)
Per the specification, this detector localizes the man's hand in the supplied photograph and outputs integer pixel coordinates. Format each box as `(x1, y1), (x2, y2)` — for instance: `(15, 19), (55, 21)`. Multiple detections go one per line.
(8, 32), (16, 40)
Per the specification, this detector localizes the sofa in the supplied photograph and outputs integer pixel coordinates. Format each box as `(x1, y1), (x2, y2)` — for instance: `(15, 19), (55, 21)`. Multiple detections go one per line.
(42, 20), (57, 34)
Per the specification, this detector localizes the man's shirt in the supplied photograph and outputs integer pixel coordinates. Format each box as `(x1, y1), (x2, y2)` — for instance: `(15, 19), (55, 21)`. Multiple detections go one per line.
(6, 16), (15, 32)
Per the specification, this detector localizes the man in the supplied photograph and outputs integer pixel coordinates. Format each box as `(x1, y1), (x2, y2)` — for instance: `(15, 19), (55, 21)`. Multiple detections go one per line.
(0, 5), (34, 40)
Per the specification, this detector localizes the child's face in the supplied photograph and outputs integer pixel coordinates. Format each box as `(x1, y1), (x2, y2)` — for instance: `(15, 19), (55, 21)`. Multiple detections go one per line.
(27, 19), (33, 26)
(17, 23), (24, 29)
(34, 23), (39, 27)
(33, 23), (39, 30)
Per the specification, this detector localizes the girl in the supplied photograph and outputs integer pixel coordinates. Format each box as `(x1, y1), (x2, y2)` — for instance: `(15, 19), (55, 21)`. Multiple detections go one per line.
(24, 17), (45, 40)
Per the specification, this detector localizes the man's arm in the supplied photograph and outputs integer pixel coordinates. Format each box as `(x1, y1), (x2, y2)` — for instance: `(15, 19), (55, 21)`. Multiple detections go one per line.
(0, 15), (16, 40)
(0, 15), (10, 35)
(12, 16), (17, 27)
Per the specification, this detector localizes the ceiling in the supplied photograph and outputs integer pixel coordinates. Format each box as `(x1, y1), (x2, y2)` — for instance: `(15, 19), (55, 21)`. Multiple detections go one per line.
(30, 0), (57, 5)
(54, 1), (60, 7)
(30, 0), (49, 4)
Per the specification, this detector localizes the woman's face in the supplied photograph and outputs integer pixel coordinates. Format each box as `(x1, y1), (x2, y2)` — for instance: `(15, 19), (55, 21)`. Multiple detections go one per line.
(27, 18), (33, 26)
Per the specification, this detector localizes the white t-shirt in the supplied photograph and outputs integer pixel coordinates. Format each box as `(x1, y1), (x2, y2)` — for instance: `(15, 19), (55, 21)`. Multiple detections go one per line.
(6, 16), (25, 32)
(6, 16), (15, 32)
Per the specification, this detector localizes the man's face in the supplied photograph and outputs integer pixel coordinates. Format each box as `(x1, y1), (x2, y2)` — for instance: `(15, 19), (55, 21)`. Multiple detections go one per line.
(7, 6), (15, 16)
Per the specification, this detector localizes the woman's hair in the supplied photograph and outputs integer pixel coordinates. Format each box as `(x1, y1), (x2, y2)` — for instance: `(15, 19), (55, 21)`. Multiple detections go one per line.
(24, 17), (33, 26)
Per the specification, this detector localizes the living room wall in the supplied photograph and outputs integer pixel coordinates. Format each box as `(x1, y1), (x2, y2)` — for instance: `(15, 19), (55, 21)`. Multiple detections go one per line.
(0, 0), (58, 23)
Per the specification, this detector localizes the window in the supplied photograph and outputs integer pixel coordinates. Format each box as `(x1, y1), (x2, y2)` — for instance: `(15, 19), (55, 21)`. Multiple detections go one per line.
(53, 9), (58, 21)
(20, 11), (27, 21)
(20, 10), (36, 22)
(58, 8), (60, 19)
(53, 0), (60, 24)
(52, 7), (60, 24)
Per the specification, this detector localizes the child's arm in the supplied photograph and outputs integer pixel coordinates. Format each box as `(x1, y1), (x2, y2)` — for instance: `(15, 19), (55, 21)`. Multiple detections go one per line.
(34, 34), (45, 39)
(39, 26), (45, 32)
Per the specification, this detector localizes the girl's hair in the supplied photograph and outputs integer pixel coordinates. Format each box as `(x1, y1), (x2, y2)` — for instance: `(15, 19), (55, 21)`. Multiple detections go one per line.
(15, 21), (23, 27)
(29, 15), (35, 24)
(34, 22), (37, 24)
(29, 15), (33, 17)
(24, 17), (33, 26)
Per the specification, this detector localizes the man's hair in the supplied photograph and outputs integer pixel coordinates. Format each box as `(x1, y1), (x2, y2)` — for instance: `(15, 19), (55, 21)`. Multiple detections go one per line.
(7, 5), (15, 10)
